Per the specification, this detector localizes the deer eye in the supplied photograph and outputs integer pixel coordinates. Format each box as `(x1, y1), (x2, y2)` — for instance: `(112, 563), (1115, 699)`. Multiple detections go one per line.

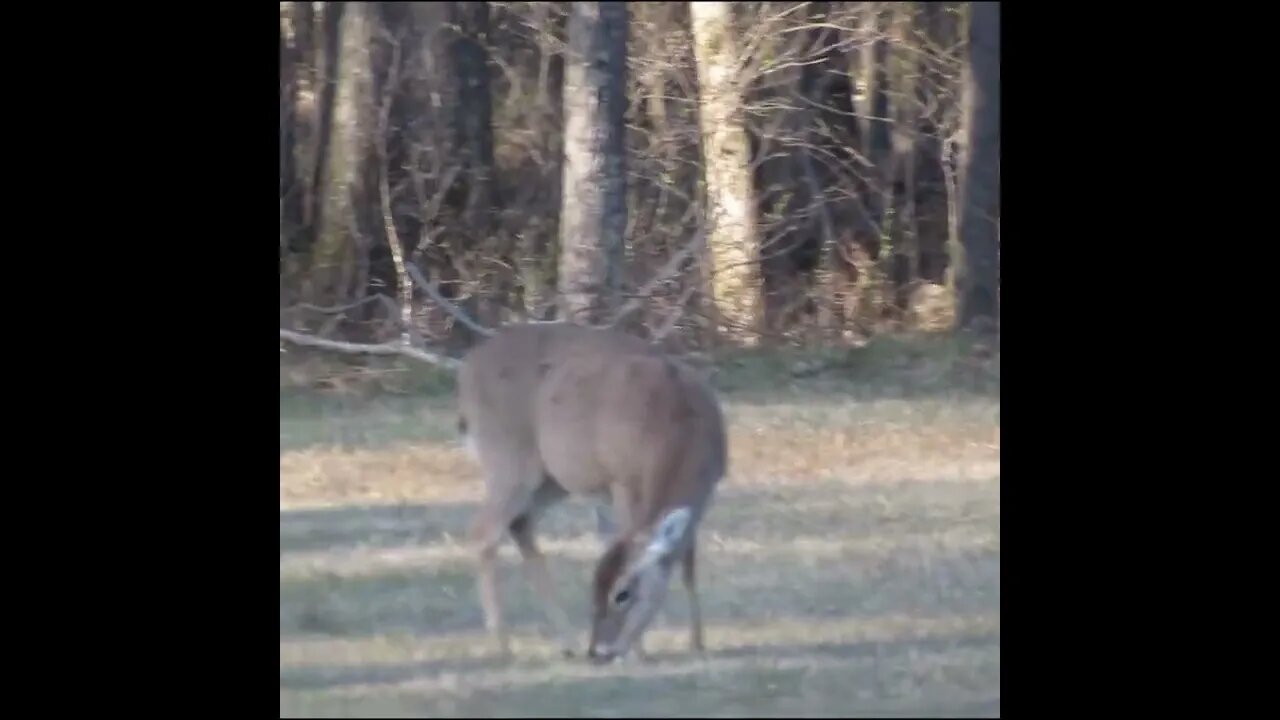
(613, 588), (632, 606)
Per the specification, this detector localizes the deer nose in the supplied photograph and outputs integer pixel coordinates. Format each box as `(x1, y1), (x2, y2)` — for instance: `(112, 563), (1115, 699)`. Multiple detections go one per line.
(588, 644), (616, 665)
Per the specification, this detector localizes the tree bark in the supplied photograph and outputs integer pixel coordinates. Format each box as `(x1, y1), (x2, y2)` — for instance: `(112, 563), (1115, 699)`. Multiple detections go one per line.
(304, 3), (344, 256)
(860, 1), (892, 254)
(307, 0), (374, 309)
(558, 1), (628, 325)
(280, 10), (300, 263)
(955, 1), (1000, 331)
(690, 0), (760, 343)
(795, 1), (866, 339)
(517, 1), (566, 320)
(280, 2), (319, 266)
(448, 1), (509, 335)
(913, 0), (951, 285)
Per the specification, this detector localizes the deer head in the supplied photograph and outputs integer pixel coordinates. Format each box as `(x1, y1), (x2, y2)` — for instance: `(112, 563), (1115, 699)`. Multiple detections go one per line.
(588, 506), (695, 663)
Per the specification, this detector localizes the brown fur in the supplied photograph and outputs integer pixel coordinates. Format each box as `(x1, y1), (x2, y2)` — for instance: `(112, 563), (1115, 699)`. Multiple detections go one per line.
(456, 322), (727, 661)
(591, 541), (631, 617)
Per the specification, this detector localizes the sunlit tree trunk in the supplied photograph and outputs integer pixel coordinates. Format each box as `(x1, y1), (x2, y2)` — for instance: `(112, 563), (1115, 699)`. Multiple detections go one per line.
(690, 0), (760, 343)
(558, 1), (628, 325)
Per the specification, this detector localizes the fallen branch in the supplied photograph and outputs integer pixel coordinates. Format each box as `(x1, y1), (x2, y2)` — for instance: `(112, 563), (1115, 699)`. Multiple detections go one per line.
(279, 329), (460, 371)
(284, 295), (382, 316)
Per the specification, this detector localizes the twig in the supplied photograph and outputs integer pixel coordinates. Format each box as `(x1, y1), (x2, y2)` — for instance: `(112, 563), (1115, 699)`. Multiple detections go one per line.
(608, 228), (706, 327)
(405, 263), (495, 337)
(279, 329), (460, 371)
(650, 281), (702, 342)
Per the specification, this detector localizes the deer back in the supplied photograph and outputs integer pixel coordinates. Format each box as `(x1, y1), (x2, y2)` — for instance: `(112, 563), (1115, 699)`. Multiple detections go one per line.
(533, 341), (726, 510)
(456, 323), (654, 463)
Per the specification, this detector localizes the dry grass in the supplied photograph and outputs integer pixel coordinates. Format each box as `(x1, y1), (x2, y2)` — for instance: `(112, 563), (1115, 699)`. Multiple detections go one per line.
(280, 340), (1000, 717)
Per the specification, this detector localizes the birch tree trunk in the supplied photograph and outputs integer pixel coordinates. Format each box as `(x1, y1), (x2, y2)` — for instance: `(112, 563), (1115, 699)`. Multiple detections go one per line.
(690, 0), (760, 344)
(558, 1), (628, 325)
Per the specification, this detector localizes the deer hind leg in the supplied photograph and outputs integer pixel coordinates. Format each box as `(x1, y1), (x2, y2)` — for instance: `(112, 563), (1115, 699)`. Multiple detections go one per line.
(682, 540), (704, 653)
(470, 454), (544, 659)
(472, 501), (514, 659)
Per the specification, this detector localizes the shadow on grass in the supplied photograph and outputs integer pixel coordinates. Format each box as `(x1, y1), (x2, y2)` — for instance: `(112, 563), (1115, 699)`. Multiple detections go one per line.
(281, 478), (997, 555)
(280, 478), (1000, 640)
(281, 500), (477, 553)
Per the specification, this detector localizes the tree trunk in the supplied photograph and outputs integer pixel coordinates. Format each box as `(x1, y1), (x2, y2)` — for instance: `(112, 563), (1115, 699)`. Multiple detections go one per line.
(690, 0), (760, 344)
(518, 1), (566, 320)
(307, 0), (374, 310)
(448, 1), (508, 334)
(558, 1), (628, 325)
(913, 0), (951, 285)
(955, 1), (1000, 332)
(304, 3), (343, 255)
(861, 2), (892, 247)
(280, 10), (300, 266)
(796, 1), (866, 339)
(280, 1), (319, 270)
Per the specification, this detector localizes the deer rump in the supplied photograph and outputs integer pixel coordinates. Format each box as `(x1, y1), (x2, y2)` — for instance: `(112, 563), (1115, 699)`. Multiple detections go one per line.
(456, 323), (726, 662)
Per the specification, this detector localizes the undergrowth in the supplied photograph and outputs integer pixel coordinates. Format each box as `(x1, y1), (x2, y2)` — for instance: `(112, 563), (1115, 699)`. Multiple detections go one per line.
(280, 330), (999, 406)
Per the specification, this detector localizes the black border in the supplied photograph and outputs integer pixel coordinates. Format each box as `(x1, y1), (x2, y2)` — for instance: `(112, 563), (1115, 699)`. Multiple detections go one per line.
(73, 3), (287, 712)
(999, 3), (1192, 714)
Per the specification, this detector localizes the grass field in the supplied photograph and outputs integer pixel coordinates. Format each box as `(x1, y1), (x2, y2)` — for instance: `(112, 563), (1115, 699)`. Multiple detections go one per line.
(280, 337), (1000, 717)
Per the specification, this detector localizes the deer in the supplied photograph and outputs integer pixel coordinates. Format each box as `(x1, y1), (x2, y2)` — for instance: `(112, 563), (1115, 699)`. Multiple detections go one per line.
(455, 322), (727, 664)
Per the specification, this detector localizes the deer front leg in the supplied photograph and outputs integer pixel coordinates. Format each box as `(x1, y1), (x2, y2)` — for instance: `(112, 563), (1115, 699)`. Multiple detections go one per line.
(476, 544), (510, 658)
(683, 541), (704, 653)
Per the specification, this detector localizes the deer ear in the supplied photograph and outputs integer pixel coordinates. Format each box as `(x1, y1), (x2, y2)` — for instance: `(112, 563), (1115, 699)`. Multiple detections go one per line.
(644, 506), (693, 561)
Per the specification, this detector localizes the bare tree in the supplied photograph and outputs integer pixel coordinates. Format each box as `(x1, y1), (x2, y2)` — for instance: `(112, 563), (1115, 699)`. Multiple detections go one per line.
(690, 1), (760, 344)
(279, 2), (999, 366)
(955, 1), (999, 331)
(558, 1), (629, 325)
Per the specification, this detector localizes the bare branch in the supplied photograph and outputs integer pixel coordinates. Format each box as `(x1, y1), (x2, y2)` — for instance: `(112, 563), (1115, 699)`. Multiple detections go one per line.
(650, 280), (701, 342)
(279, 328), (461, 371)
(608, 228), (705, 327)
(403, 263), (494, 337)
